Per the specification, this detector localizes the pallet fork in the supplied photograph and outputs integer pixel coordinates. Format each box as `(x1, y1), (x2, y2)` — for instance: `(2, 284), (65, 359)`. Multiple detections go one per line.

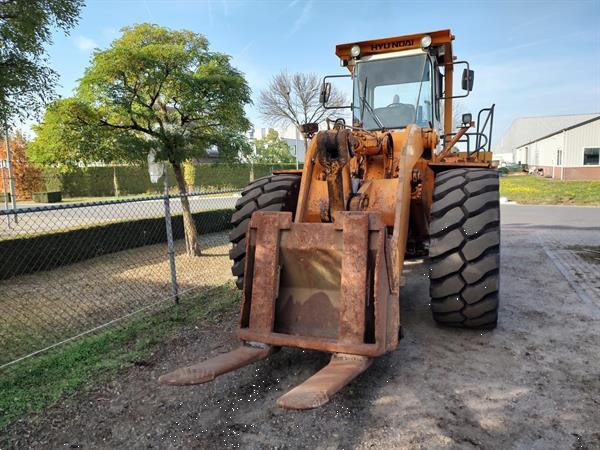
(160, 210), (400, 409)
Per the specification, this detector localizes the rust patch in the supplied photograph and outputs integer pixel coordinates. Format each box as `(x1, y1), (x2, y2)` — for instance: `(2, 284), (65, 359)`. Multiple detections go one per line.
(158, 345), (273, 386)
(276, 353), (372, 410)
(339, 214), (369, 343)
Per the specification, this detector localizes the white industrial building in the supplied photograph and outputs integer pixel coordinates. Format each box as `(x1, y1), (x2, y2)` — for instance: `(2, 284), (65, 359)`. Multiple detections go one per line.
(496, 113), (600, 180)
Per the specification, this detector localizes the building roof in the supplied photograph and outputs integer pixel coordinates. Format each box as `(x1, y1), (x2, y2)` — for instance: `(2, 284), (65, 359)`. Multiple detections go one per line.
(495, 113), (600, 153)
(518, 115), (600, 148)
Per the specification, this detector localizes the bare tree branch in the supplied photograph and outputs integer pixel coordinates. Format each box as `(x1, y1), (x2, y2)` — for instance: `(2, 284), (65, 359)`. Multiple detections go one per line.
(258, 71), (348, 149)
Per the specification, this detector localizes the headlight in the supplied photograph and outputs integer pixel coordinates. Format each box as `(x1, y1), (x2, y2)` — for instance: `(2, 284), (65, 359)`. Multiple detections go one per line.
(350, 45), (361, 58)
(420, 35), (432, 49)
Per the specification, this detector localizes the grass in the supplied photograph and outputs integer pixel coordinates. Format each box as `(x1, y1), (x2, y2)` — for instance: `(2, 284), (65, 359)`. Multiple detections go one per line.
(0, 283), (240, 431)
(499, 175), (600, 205)
(567, 245), (600, 265)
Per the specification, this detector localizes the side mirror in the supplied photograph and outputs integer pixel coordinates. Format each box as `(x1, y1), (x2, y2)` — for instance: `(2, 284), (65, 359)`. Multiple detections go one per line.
(462, 69), (474, 91)
(319, 82), (332, 105)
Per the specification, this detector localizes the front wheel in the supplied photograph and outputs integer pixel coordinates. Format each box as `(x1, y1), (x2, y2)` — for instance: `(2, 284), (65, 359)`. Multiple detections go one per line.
(229, 173), (301, 289)
(428, 168), (500, 329)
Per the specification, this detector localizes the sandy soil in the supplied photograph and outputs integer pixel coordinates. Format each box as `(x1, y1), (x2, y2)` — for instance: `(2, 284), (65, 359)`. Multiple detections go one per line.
(0, 232), (232, 365)
(3, 224), (600, 449)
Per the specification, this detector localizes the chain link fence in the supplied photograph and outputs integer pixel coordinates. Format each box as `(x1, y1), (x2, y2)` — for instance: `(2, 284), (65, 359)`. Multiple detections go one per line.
(0, 188), (240, 369)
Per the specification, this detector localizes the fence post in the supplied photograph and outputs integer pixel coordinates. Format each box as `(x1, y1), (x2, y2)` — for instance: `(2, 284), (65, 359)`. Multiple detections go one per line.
(163, 170), (179, 304)
(4, 125), (17, 224)
(1, 159), (10, 229)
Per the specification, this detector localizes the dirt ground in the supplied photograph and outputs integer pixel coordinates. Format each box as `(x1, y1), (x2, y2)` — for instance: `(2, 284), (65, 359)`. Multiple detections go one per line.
(1, 232), (232, 365)
(3, 211), (600, 449)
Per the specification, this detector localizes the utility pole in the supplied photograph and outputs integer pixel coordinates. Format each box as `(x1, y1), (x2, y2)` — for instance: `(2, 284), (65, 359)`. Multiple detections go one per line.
(293, 145), (298, 170)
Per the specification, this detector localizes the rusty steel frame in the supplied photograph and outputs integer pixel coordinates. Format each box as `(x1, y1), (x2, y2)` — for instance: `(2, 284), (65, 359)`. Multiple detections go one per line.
(237, 209), (396, 357)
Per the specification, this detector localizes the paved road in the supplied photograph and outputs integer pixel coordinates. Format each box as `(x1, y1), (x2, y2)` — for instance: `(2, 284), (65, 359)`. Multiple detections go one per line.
(501, 204), (600, 228)
(502, 204), (600, 315)
(0, 194), (240, 238)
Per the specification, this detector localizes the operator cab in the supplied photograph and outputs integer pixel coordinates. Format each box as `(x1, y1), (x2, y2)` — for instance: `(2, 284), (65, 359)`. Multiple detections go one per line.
(319, 30), (494, 157)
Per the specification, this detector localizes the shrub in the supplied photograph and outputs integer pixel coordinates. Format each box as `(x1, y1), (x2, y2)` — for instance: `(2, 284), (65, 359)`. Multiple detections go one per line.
(38, 163), (302, 198)
(31, 192), (62, 203)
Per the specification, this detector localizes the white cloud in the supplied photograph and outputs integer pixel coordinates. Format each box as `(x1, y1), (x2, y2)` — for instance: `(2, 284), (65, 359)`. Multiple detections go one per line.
(74, 36), (98, 52)
(287, 0), (313, 38)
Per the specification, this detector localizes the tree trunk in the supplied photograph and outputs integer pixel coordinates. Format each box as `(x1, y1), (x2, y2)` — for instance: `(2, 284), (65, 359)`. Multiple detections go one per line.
(172, 161), (201, 256)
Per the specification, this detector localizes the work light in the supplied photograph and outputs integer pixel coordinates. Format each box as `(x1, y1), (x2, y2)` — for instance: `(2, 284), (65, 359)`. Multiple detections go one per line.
(350, 45), (361, 58)
(420, 35), (432, 49)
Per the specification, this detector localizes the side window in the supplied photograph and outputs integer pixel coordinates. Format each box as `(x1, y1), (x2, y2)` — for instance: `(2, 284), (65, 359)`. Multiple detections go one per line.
(583, 147), (599, 165)
(435, 65), (442, 120)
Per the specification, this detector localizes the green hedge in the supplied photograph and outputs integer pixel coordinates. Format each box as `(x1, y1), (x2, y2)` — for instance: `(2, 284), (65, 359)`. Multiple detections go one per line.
(0, 208), (233, 280)
(31, 192), (62, 203)
(41, 166), (178, 198)
(40, 164), (302, 198)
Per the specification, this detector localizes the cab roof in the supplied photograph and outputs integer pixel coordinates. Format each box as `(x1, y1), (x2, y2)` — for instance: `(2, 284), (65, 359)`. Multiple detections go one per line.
(335, 29), (453, 66)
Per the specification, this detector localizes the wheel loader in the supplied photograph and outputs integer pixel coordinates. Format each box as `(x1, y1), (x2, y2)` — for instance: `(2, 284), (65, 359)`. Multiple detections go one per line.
(159, 29), (500, 410)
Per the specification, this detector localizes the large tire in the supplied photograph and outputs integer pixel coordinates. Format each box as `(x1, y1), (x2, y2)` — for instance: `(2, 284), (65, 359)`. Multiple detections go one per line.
(229, 173), (301, 289)
(428, 168), (500, 329)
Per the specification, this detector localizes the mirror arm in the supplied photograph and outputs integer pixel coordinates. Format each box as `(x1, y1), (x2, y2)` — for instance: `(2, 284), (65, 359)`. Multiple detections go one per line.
(320, 74), (353, 110)
(440, 60), (472, 100)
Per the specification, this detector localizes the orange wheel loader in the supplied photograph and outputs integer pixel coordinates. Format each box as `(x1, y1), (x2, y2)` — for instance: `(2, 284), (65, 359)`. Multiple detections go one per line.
(159, 30), (500, 410)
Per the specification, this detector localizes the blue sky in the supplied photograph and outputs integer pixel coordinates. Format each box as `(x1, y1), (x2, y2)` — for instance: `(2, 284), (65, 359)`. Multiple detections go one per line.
(42, 0), (600, 143)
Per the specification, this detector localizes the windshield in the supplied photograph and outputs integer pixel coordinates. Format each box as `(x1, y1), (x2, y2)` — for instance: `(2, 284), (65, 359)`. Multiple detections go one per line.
(353, 54), (432, 130)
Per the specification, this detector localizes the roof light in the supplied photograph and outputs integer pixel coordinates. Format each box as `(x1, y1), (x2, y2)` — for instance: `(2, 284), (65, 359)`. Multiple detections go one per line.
(420, 35), (432, 49)
(350, 45), (361, 58)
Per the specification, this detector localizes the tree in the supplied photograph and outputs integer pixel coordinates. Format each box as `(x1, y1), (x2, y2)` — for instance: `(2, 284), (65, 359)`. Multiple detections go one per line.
(253, 129), (295, 164)
(1, 131), (44, 200)
(258, 71), (347, 151)
(28, 98), (136, 169)
(452, 100), (465, 130)
(29, 24), (252, 256)
(0, 0), (83, 125)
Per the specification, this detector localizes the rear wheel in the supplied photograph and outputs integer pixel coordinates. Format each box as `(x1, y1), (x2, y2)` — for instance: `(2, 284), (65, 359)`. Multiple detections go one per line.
(428, 168), (500, 329)
(229, 173), (301, 289)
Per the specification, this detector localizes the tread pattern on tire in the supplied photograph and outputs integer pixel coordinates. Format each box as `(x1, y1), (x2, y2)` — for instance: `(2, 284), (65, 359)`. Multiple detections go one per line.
(229, 174), (301, 289)
(428, 168), (500, 329)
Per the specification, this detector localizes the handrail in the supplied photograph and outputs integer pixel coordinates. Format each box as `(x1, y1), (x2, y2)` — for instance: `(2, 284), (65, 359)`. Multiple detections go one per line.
(439, 104), (495, 160)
